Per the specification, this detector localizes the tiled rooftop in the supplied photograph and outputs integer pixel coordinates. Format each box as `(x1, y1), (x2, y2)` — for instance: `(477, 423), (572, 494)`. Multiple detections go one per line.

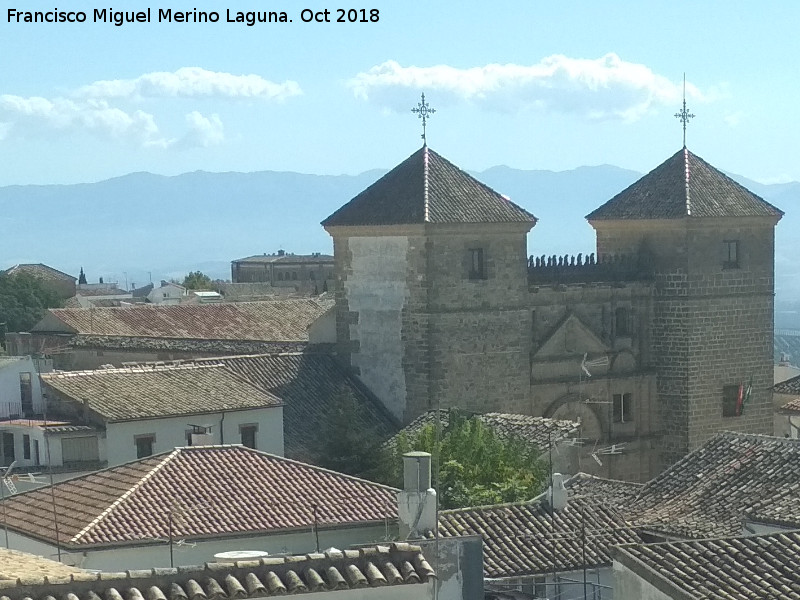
(3, 263), (76, 282)
(438, 495), (641, 578)
(148, 353), (398, 462)
(0, 544), (433, 599)
(0, 548), (86, 580)
(322, 146), (536, 226)
(744, 481), (800, 529)
(33, 299), (333, 342)
(628, 432), (800, 539)
(587, 148), (783, 220)
(0, 445), (399, 548)
(615, 531), (800, 600)
(564, 473), (644, 509)
(233, 253), (334, 264)
(41, 363), (282, 422)
(69, 334), (306, 354)
(775, 372), (800, 397)
(391, 409), (578, 449)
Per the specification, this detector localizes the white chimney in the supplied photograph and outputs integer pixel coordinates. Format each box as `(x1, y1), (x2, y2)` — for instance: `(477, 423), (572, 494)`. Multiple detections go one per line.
(397, 452), (437, 539)
(545, 472), (568, 511)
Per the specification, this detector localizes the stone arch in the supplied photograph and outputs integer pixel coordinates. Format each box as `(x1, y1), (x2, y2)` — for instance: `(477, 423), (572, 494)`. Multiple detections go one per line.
(543, 392), (605, 443)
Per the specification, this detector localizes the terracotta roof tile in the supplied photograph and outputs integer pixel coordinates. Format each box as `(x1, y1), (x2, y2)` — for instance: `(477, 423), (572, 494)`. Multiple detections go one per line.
(438, 496), (640, 578)
(0, 446), (399, 548)
(34, 299), (333, 342)
(4, 263), (76, 282)
(391, 409), (578, 449)
(322, 146), (536, 226)
(615, 531), (800, 600)
(0, 543), (433, 598)
(565, 473), (643, 509)
(587, 148), (783, 220)
(628, 432), (800, 538)
(41, 364), (282, 422)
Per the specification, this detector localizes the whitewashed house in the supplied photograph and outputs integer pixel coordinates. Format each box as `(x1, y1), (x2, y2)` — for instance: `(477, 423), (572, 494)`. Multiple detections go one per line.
(0, 444), (399, 571)
(0, 356), (53, 467)
(37, 362), (284, 467)
(147, 281), (186, 305)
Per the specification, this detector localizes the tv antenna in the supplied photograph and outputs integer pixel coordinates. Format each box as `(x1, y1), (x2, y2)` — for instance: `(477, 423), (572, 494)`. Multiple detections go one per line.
(590, 443), (627, 466)
(579, 353), (611, 404)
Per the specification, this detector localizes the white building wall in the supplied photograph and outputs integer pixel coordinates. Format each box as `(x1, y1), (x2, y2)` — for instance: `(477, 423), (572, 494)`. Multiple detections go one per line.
(105, 406), (283, 466)
(344, 237), (409, 421)
(613, 561), (675, 600)
(0, 357), (48, 418)
(7, 524), (392, 571)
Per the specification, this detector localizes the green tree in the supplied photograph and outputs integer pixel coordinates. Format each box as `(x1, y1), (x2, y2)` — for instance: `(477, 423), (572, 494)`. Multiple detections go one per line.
(312, 391), (393, 482)
(389, 411), (547, 509)
(0, 272), (63, 334)
(182, 271), (213, 290)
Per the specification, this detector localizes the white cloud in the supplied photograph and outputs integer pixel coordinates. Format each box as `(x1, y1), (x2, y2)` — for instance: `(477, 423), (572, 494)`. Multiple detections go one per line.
(0, 94), (167, 145)
(349, 54), (706, 121)
(172, 111), (225, 149)
(76, 67), (302, 101)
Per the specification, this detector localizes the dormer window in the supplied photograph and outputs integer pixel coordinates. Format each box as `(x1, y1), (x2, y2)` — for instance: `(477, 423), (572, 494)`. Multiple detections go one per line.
(723, 240), (739, 269)
(468, 248), (486, 280)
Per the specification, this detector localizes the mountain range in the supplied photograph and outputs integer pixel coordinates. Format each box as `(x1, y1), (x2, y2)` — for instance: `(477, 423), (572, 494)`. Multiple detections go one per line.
(1, 159), (798, 326)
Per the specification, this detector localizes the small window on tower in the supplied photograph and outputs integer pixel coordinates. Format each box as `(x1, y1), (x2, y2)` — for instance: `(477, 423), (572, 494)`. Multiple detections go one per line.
(723, 240), (739, 269)
(468, 248), (486, 280)
(722, 385), (741, 417)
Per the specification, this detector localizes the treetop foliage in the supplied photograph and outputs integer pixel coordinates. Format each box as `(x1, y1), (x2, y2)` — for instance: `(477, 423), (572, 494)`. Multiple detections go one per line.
(182, 270), (213, 290)
(0, 272), (63, 335)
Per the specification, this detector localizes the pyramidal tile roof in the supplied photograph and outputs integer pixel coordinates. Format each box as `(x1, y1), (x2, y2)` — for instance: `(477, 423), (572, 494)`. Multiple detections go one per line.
(0, 445), (399, 548)
(322, 145), (536, 226)
(586, 147), (784, 220)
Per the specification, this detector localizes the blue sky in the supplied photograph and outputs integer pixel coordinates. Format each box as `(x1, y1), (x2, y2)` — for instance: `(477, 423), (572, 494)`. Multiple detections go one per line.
(1, 0), (798, 185)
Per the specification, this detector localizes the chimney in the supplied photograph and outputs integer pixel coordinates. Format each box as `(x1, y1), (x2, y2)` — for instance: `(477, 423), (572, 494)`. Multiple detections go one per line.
(545, 472), (568, 511)
(277, 249), (285, 256)
(397, 452), (437, 539)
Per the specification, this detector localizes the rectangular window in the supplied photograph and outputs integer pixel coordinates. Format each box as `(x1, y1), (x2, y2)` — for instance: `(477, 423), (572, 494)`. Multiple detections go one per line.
(533, 576), (547, 598)
(19, 372), (33, 416)
(468, 248), (486, 280)
(240, 424), (258, 449)
(613, 393), (633, 423)
(722, 385), (741, 417)
(2, 433), (15, 466)
(723, 240), (739, 269)
(135, 434), (155, 458)
(23, 434), (31, 460)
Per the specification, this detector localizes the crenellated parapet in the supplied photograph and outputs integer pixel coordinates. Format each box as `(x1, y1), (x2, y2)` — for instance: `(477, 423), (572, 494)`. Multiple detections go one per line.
(527, 252), (654, 284)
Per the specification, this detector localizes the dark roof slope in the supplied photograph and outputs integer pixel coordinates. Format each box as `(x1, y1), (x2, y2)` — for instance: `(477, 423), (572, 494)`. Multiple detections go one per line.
(587, 148), (783, 220)
(322, 146), (536, 226)
(775, 372), (800, 395)
(4, 263), (76, 281)
(628, 432), (800, 538)
(0, 445), (399, 548)
(565, 473), (644, 509)
(391, 409), (578, 449)
(615, 531), (800, 600)
(438, 496), (640, 578)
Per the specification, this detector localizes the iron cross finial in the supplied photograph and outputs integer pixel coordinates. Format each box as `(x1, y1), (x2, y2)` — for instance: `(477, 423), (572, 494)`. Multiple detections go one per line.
(411, 92), (436, 145)
(674, 73), (695, 148)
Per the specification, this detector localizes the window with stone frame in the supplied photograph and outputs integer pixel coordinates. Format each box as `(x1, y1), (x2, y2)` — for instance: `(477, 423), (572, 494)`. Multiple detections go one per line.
(723, 240), (739, 269)
(722, 385), (741, 417)
(468, 248), (486, 280)
(612, 393), (633, 423)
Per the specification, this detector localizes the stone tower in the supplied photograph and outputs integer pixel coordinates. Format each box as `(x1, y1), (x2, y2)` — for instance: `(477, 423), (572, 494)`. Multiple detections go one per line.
(587, 147), (783, 463)
(322, 145), (536, 423)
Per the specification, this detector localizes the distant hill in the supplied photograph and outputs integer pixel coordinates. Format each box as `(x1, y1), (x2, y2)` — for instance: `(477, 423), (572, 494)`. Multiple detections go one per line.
(1, 161), (797, 308)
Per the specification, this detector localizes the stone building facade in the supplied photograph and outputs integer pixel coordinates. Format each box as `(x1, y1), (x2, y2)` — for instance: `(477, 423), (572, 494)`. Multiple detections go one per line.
(323, 145), (782, 481)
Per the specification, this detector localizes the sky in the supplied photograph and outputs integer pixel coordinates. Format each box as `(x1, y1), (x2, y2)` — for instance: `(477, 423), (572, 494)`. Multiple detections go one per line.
(1, 1), (799, 186)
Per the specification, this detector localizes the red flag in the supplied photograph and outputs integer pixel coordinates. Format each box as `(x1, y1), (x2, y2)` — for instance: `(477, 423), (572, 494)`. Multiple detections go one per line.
(735, 383), (744, 416)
